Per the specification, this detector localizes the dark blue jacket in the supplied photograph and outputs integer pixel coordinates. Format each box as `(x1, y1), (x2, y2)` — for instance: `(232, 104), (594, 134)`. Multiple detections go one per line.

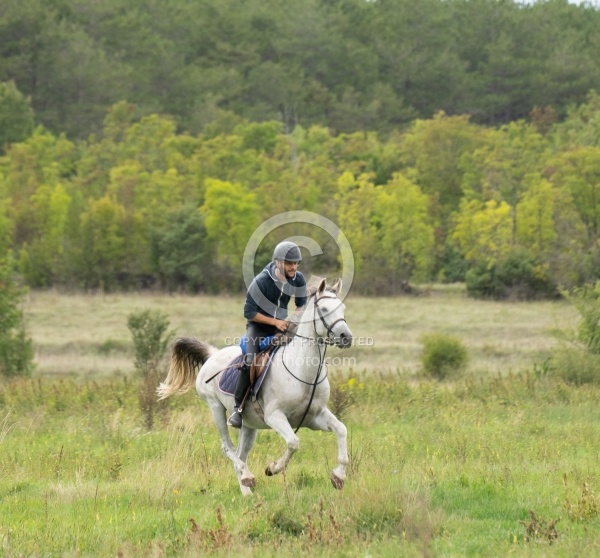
(244, 262), (307, 322)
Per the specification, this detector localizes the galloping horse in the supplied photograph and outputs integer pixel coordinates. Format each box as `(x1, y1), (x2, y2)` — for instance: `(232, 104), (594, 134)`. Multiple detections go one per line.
(157, 278), (353, 495)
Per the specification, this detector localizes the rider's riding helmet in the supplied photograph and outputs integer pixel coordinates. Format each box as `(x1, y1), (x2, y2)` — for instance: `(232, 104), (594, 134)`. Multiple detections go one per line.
(273, 241), (302, 263)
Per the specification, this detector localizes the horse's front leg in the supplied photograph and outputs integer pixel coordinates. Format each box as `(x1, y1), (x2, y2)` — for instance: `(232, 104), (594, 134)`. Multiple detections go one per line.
(307, 408), (348, 489)
(237, 427), (258, 489)
(262, 409), (299, 476)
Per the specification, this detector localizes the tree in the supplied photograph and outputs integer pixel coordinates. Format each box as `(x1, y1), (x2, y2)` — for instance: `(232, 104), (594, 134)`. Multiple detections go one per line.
(459, 121), (549, 244)
(0, 198), (14, 249)
(376, 173), (435, 286)
(201, 179), (259, 288)
(336, 171), (381, 292)
(336, 171), (435, 292)
(552, 90), (600, 148)
(151, 205), (215, 292)
(400, 112), (487, 215)
(452, 198), (513, 266)
(371, 0), (467, 120)
(549, 147), (600, 243)
(0, 81), (34, 150)
(0, 127), (76, 249)
(78, 195), (127, 290)
(19, 183), (72, 287)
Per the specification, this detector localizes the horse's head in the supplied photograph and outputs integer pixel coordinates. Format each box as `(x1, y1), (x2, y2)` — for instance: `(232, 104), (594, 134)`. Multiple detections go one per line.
(305, 278), (353, 349)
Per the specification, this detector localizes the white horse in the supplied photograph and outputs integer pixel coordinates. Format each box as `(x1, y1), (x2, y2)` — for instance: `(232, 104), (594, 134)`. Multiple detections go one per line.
(157, 279), (353, 495)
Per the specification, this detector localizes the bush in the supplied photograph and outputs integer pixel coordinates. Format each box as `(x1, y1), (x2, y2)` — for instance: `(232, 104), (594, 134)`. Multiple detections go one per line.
(466, 250), (556, 300)
(438, 243), (468, 283)
(549, 348), (600, 385)
(564, 282), (600, 355)
(421, 332), (468, 380)
(127, 309), (175, 429)
(127, 309), (175, 377)
(0, 251), (34, 377)
(549, 282), (600, 385)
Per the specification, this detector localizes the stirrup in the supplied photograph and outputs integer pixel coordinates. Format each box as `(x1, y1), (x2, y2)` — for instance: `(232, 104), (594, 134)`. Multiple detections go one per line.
(227, 408), (242, 429)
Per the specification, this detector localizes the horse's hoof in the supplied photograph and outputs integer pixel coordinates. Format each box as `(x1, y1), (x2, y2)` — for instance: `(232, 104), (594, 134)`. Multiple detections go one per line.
(265, 464), (275, 476)
(241, 475), (256, 488)
(330, 472), (345, 490)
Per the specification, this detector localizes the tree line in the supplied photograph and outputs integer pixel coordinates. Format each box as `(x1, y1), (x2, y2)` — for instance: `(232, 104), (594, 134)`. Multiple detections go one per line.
(1, 0), (600, 141)
(1, 92), (600, 297)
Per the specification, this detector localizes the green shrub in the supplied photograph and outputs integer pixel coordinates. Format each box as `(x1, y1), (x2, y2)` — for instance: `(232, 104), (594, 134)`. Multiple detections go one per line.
(564, 282), (600, 355)
(548, 347), (600, 386)
(421, 332), (468, 380)
(127, 309), (175, 429)
(439, 243), (468, 283)
(127, 309), (175, 378)
(549, 282), (600, 385)
(466, 250), (556, 300)
(0, 251), (34, 377)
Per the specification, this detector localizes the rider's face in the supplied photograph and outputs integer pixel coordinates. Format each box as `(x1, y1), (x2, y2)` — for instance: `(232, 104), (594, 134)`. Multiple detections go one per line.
(278, 260), (299, 279)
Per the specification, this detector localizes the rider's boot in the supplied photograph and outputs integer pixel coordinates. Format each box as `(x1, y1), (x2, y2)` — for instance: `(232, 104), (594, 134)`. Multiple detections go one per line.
(228, 359), (251, 429)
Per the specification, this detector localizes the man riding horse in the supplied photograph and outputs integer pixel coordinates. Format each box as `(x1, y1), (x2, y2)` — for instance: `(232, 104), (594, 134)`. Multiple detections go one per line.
(228, 241), (308, 428)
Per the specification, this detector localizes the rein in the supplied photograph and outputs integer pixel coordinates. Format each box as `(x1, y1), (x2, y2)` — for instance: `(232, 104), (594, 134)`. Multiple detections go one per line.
(283, 293), (345, 432)
(294, 343), (327, 433)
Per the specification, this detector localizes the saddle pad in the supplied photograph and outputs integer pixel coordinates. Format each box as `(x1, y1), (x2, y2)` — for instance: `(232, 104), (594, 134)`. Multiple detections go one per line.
(218, 354), (244, 395)
(218, 347), (280, 398)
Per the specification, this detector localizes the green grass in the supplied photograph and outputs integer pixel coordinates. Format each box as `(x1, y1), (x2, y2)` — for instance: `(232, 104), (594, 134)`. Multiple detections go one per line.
(1, 288), (597, 556)
(2, 375), (600, 556)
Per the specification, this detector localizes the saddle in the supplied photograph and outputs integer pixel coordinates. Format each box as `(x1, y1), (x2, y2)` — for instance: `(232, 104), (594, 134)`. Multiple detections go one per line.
(217, 341), (283, 399)
(216, 317), (299, 398)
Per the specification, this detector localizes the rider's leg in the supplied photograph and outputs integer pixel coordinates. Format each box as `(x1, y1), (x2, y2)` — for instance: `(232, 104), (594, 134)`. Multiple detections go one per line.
(228, 324), (262, 428)
(235, 352), (253, 408)
(228, 354), (251, 429)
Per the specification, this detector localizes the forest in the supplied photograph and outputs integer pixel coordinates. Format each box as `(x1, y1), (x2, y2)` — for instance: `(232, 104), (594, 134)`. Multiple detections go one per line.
(0, 0), (600, 142)
(2, 0), (600, 139)
(1, 0), (600, 296)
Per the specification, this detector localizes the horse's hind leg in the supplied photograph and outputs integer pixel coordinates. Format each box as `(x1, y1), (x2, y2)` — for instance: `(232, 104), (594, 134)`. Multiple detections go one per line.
(307, 408), (348, 489)
(207, 400), (256, 495)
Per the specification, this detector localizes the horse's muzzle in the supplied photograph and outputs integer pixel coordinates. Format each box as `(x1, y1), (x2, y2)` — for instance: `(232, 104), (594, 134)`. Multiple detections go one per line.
(337, 331), (352, 348)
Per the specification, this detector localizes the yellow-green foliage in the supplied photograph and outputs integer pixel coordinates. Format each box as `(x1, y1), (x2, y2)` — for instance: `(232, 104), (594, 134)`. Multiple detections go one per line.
(2, 94), (600, 293)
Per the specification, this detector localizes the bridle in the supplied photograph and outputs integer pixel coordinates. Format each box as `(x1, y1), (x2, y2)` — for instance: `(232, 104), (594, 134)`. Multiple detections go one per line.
(282, 292), (347, 432)
(296, 293), (348, 346)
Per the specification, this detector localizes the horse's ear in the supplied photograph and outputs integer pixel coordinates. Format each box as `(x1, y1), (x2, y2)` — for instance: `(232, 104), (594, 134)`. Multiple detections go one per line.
(317, 278), (327, 294)
(331, 278), (342, 294)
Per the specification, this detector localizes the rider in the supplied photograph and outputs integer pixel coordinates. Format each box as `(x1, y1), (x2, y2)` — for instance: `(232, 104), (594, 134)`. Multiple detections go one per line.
(227, 241), (307, 428)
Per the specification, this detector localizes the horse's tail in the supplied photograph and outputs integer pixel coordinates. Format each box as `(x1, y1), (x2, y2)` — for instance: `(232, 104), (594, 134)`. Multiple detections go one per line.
(157, 337), (218, 400)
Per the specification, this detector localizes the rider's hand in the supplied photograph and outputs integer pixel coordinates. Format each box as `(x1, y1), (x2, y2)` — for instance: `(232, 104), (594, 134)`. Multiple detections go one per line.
(273, 319), (288, 332)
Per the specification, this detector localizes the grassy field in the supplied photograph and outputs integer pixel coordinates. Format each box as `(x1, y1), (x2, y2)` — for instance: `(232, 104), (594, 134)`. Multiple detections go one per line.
(24, 287), (577, 378)
(2, 289), (600, 557)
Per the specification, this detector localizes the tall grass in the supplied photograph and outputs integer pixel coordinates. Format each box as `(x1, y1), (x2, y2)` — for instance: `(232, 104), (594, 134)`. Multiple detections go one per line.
(1, 374), (600, 556)
(24, 289), (577, 378)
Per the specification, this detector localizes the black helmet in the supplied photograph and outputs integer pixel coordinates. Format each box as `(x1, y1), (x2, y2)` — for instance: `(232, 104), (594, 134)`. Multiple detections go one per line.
(273, 241), (302, 262)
